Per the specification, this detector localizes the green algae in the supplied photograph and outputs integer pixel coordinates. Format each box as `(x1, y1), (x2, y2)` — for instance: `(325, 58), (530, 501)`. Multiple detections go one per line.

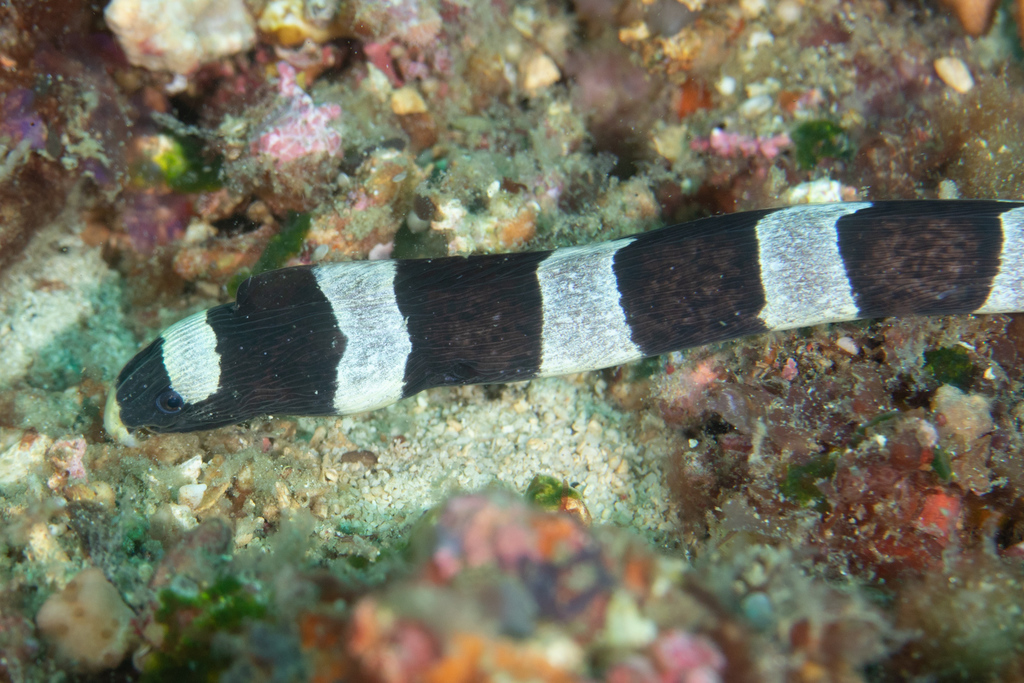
(392, 222), (448, 258)
(791, 120), (853, 169)
(780, 453), (836, 511)
(526, 474), (574, 510)
(227, 211), (312, 297)
(848, 411), (901, 449)
(144, 575), (268, 682)
(931, 446), (953, 481)
(630, 356), (663, 381)
(1001, 0), (1024, 63)
(154, 133), (223, 193)
(524, 475), (591, 524)
(923, 346), (975, 390)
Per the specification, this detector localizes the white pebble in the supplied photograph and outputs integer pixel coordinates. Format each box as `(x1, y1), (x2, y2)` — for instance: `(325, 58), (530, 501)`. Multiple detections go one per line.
(182, 219), (216, 244)
(836, 336), (860, 355)
(747, 30), (774, 51)
(786, 178), (844, 204)
(934, 57), (974, 94)
(738, 94), (773, 118)
(775, 0), (802, 24)
(176, 455), (204, 483)
(520, 52), (561, 93)
(367, 241), (394, 260)
(739, 0), (767, 18)
(717, 75), (737, 96)
(178, 483), (207, 510)
(937, 179), (961, 200)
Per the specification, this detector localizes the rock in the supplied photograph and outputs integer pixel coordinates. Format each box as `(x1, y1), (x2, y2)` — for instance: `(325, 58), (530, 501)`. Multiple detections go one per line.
(35, 568), (137, 673)
(104, 0), (256, 75)
(934, 57), (974, 94)
(932, 384), (992, 449)
(390, 87), (428, 115)
(520, 52), (561, 94)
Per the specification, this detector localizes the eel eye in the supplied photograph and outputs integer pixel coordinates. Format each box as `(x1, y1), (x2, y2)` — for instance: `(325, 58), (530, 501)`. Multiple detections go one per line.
(156, 389), (185, 414)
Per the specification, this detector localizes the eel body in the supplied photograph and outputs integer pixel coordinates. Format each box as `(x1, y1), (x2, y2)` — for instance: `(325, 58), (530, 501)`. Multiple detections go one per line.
(105, 200), (1024, 444)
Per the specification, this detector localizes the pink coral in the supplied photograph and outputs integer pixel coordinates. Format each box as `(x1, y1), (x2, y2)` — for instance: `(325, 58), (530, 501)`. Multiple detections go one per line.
(652, 631), (726, 683)
(691, 128), (792, 159)
(364, 41), (403, 86)
(781, 357), (798, 381)
(253, 62), (342, 168)
(431, 495), (544, 579)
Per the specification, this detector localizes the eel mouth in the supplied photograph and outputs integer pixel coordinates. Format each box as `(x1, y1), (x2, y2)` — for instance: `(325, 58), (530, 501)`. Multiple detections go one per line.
(104, 388), (139, 447)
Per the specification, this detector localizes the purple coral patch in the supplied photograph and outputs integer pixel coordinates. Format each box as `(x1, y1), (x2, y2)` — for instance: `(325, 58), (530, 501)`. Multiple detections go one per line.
(0, 89), (47, 149)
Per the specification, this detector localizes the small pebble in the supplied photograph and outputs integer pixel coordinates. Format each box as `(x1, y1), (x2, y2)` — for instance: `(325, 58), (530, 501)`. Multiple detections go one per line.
(177, 455), (204, 483)
(786, 178), (844, 204)
(938, 178), (961, 200)
(934, 57), (974, 94)
(775, 0), (802, 24)
(836, 336), (860, 355)
(178, 483), (207, 510)
(367, 242), (394, 260)
(520, 52), (561, 93)
(740, 591), (774, 629)
(182, 220), (216, 244)
(391, 87), (428, 115)
(747, 30), (774, 50)
(716, 75), (737, 96)
(738, 94), (772, 119)
(618, 21), (651, 43)
(36, 568), (137, 672)
(340, 450), (379, 467)
(739, 0), (767, 18)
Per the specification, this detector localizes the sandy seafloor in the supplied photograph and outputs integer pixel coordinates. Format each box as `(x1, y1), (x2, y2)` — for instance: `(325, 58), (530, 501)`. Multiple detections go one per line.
(3, 0), (1024, 680)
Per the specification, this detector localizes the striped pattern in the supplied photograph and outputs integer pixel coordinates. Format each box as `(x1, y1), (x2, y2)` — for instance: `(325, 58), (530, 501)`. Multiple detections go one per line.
(978, 206), (1024, 313)
(160, 310), (221, 403)
(755, 203), (867, 330)
(537, 240), (640, 376)
(394, 251), (550, 395)
(614, 207), (770, 356)
(315, 261), (410, 413)
(108, 199), (1024, 439)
